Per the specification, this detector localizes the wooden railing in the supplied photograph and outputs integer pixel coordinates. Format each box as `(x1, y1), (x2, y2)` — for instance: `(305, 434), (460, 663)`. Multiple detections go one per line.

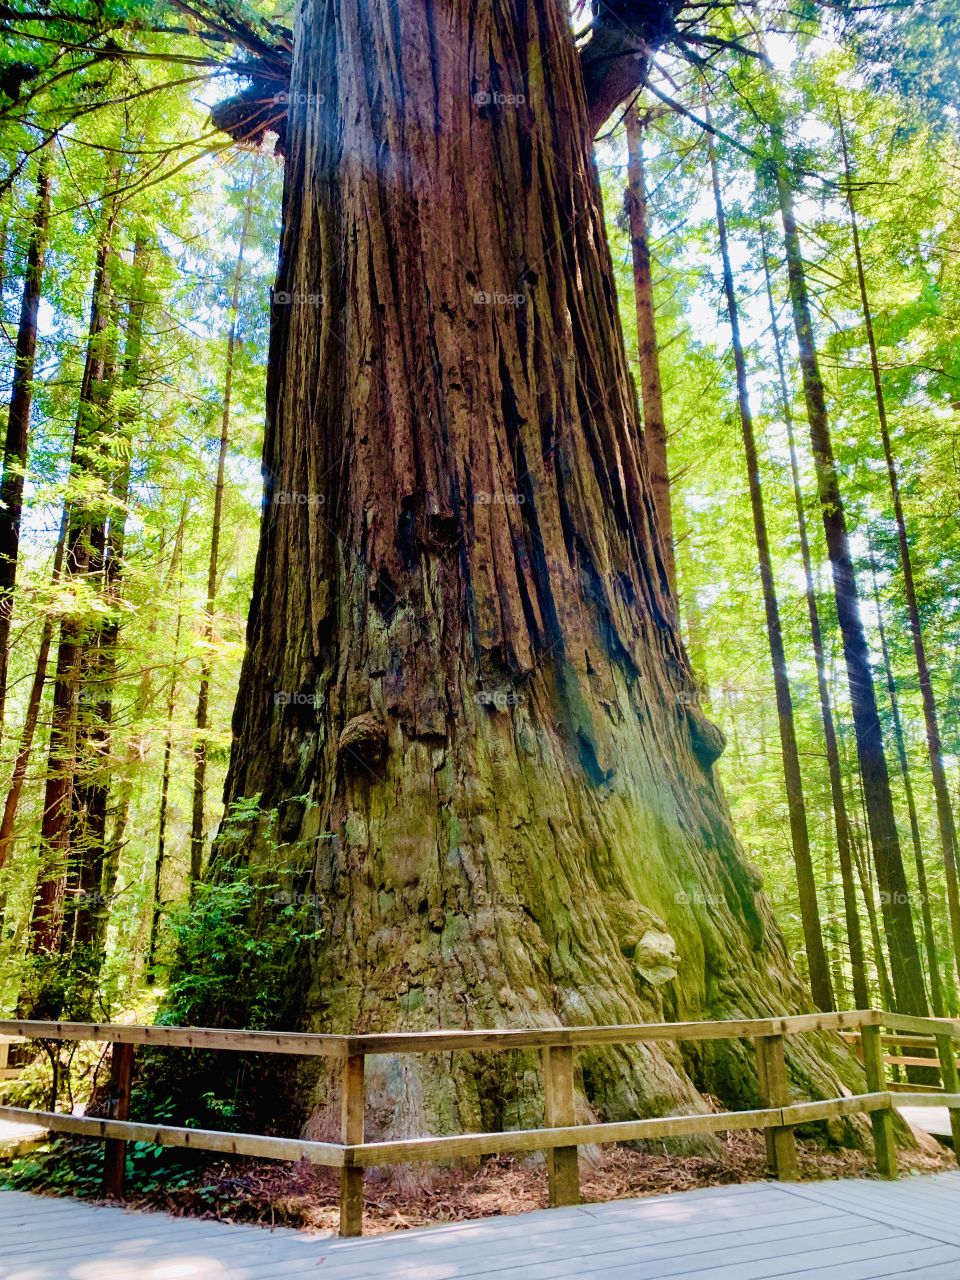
(0, 1008), (957, 1236)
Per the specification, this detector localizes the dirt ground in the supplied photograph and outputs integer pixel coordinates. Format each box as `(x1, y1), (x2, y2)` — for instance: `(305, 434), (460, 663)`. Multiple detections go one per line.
(120, 1126), (954, 1236)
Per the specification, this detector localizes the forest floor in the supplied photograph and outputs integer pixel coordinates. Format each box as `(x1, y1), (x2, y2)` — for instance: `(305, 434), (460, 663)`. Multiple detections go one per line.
(2, 1122), (952, 1236)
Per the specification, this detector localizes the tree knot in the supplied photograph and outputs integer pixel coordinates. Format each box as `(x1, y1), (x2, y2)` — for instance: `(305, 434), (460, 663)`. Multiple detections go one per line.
(338, 713), (388, 770)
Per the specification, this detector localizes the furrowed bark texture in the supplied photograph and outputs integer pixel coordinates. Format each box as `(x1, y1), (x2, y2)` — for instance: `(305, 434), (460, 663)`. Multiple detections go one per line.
(215, 0), (852, 1137)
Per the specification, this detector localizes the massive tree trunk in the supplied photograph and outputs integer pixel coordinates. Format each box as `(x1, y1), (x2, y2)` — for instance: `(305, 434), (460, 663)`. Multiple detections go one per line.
(774, 166), (927, 1016)
(211, 0), (849, 1137)
(708, 125), (833, 1011)
(0, 148), (52, 729)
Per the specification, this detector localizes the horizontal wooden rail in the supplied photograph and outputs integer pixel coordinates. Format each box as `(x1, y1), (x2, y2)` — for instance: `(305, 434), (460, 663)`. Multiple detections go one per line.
(0, 1009), (885, 1058)
(0, 1104), (344, 1166)
(0, 1021), (351, 1058)
(1, 1008), (956, 1235)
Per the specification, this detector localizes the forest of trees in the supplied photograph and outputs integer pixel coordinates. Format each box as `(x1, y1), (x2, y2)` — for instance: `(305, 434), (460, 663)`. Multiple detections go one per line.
(0, 0), (957, 1141)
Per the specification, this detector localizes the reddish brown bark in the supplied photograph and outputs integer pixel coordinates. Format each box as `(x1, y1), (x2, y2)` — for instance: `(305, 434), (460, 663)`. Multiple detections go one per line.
(203, 0), (848, 1136)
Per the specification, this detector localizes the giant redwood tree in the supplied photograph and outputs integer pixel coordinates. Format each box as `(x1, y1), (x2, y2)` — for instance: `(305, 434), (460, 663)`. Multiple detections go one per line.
(192, 0), (856, 1138)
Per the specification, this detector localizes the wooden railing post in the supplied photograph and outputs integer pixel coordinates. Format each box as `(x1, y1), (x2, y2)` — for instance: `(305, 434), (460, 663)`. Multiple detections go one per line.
(102, 1042), (134, 1198)
(862, 1023), (897, 1178)
(543, 1045), (579, 1206)
(935, 1032), (960, 1164)
(755, 1034), (798, 1180)
(339, 1052), (365, 1237)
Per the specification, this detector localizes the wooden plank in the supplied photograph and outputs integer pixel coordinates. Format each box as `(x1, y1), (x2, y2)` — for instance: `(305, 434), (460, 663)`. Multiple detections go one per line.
(339, 1052), (364, 1238)
(339, 1009), (881, 1055)
(0, 1009), (881, 1062)
(346, 1105), (784, 1167)
(894, 1091), (960, 1107)
(840, 1031), (938, 1048)
(861, 1024), (898, 1179)
(0, 1104), (344, 1166)
(779, 1092), (890, 1125)
(881, 1012), (960, 1040)
(883, 1054), (944, 1069)
(935, 1033), (960, 1163)
(889, 1080), (944, 1093)
(102, 1041), (133, 1198)
(543, 1045), (579, 1207)
(0, 1018), (350, 1058)
(755, 1034), (797, 1180)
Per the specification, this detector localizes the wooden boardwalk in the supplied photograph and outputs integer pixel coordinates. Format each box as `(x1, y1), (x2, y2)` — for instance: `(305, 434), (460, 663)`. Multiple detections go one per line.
(1, 1171), (959, 1278)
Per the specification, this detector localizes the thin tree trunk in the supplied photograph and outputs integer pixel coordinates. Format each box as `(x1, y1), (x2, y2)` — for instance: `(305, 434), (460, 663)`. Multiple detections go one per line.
(759, 224), (868, 1008)
(80, 236), (151, 956)
(625, 108), (676, 597)
(708, 121), (833, 1010)
(30, 208), (118, 958)
(852, 823), (895, 1008)
(774, 161), (927, 1015)
(0, 532), (67, 890)
(869, 549), (944, 1015)
(146, 525), (187, 981)
(840, 117), (960, 998)
(105, 504), (188, 965)
(189, 172), (256, 885)
(0, 147), (52, 728)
